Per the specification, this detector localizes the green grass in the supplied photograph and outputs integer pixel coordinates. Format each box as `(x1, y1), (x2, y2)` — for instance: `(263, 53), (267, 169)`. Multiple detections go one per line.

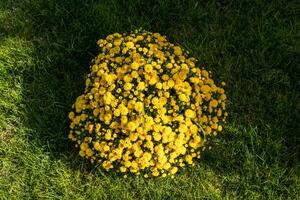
(0, 0), (299, 199)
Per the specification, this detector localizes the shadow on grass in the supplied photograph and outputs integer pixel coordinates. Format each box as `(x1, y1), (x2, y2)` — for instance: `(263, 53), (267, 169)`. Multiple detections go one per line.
(2, 0), (128, 171)
(1, 0), (299, 195)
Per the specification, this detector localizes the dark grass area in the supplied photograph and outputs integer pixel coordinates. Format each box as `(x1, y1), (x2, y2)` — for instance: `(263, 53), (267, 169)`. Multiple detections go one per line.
(0, 0), (299, 199)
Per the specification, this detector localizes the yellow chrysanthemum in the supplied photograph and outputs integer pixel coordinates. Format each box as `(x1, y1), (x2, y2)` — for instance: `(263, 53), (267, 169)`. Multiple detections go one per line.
(144, 64), (152, 72)
(185, 109), (196, 119)
(124, 82), (133, 91)
(134, 102), (144, 113)
(210, 99), (218, 108)
(68, 29), (228, 177)
(126, 41), (134, 48)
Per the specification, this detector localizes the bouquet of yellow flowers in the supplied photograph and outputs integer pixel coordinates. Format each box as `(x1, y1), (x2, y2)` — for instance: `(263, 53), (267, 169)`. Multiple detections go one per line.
(68, 29), (228, 177)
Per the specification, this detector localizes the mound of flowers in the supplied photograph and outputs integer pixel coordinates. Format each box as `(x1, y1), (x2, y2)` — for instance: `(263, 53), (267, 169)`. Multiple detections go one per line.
(68, 29), (228, 177)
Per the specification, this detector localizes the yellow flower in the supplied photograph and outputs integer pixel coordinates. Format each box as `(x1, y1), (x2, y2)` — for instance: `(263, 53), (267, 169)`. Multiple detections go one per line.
(185, 109), (195, 118)
(149, 76), (158, 85)
(131, 70), (139, 78)
(129, 133), (138, 141)
(205, 93), (211, 101)
(122, 47), (128, 54)
(93, 108), (100, 117)
(201, 85), (211, 93)
(93, 142), (101, 151)
(68, 112), (75, 119)
(103, 145), (110, 152)
(102, 161), (113, 170)
(87, 124), (94, 133)
(131, 62), (140, 70)
(68, 132), (75, 140)
(151, 97), (159, 105)
(166, 63), (173, 69)
(212, 117), (219, 123)
(124, 160), (131, 168)
(124, 82), (133, 91)
(144, 64), (153, 73)
(167, 79), (175, 88)
(105, 131), (112, 140)
(124, 74), (132, 83)
(153, 132), (162, 141)
(220, 94), (227, 100)
(104, 113), (112, 124)
(80, 143), (89, 151)
(178, 124), (188, 133)
(162, 74), (169, 81)
(170, 167), (178, 174)
(205, 126), (212, 134)
(99, 87), (106, 95)
(79, 150), (85, 157)
(173, 46), (182, 56)
(158, 99), (168, 109)
(217, 109), (222, 117)
(137, 82), (146, 90)
(131, 161), (138, 169)
(136, 35), (144, 40)
(218, 125), (223, 132)
(152, 170), (160, 177)
(211, 123), (218, 129)
(127, 121), (137, 132)
(134, 102), (144, 113)
(189, 124), (198, 134)
(190, 77), (200, 84)
(86, 148), (94, 157)
(179, 93), (189, 102)
(156, 82), (163, 89)
(210, 99), (218, 108)
(126, 41), (134, 48)
(120, 166), (127, 173)
(200, 115), (208, 123)
(185, 155), (193, 164)
(114, 39), (122, 46)
(103, 92), (113, 105)
(69, 29), (227, 177)
(119, 105), (128, 115)
(113, 108), (121, 117)
(201, 70), (209, 77)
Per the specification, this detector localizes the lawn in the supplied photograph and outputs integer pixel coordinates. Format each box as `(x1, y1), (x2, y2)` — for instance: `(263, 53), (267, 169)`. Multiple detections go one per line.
(0, 0), (299, 199)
